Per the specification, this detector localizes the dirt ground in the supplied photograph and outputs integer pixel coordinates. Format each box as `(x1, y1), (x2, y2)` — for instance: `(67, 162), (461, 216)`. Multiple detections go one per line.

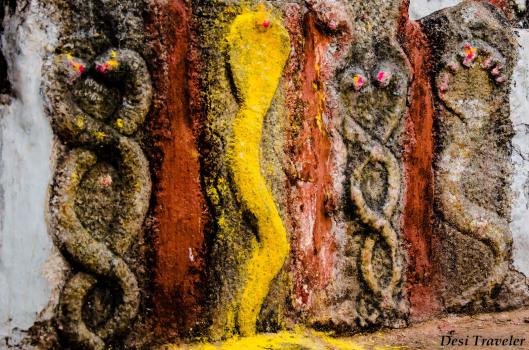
(161, 308), (529, 350)
(351, 308), (529, 349)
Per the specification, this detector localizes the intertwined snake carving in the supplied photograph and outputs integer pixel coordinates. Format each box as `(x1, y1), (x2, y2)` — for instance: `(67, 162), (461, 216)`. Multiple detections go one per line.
(346, 118), (402, 308)
(340, 47), (408, 315)
(48, 49), (152, 349)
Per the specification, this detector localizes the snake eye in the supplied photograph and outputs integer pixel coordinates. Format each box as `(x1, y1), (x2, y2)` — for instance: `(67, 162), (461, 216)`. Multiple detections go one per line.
(375, 69), (392, 88)
(352, 73), (366, 92)
(340, 67), (367, 92)
(463, 43), (478, 67)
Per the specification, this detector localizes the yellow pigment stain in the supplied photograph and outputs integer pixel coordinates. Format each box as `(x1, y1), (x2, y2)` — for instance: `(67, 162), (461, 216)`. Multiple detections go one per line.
(207, 186), (220, 206)
(166, 332), (317, 350)
(108, 59), (119, 68)
(94, 131), (106, 141)
(75, 116), (85, 129)
(115, 118), (124, 129)
(225, 5), (290, 337)
(161, 329), (384, 350)
(464, 44), (476, 60)
(64, 53), (84, 73)
(314, 63), (325, 131)
(107, 50), (119, 69)
(217, 214), (225, 228)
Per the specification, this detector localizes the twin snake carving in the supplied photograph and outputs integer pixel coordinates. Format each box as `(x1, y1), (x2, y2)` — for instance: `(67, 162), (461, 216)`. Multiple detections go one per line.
(49, 49), (152, 349)
(340, 42), (409, 317)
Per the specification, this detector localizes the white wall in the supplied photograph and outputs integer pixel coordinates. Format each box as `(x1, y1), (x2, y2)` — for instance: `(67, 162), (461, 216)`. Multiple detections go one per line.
(409, 0), (461, 20)
(409, 0), (527, 20)
(512, 0), (527, 12)
(510, 30), (529, 277)
(0, 1), (66, 346)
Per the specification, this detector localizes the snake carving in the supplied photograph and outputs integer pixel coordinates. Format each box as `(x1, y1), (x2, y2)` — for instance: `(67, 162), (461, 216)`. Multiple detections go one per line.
(421, 2), (516, 309)
(435, 42), (512, 308)
(224, 7), (290, 336)
(347, 118), (402, 308)
(339, 38), (410, 323)
(48, 49), (152, 349)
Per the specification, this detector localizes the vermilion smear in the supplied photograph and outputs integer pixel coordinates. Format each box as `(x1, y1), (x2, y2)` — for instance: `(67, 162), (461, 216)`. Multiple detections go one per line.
(147, 0), (206, 337)
(399, 0), (440, 321)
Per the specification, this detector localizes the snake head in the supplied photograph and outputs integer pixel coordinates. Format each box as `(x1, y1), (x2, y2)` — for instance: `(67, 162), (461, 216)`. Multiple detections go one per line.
(339, 48), (409, 143)
(226, 5), (291, 107)
(94, 49), (121, 76)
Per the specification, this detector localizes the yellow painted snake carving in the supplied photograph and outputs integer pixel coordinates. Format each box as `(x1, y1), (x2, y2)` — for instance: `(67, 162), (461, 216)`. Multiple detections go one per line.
(225, 6), (290, 336)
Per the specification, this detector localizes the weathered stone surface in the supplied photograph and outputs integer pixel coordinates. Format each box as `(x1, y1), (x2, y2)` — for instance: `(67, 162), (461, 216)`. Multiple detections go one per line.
(1, 0), (529, 348)
(287, 0), (351, 327)
(43, 1), (153, 349)
(146, 0), (208, 338)
(422, 1), (529, 311)
(296, 0), (412, 332)
(192, 2), (292, 340)
(159, 308), (529, 350)
(399, 0), (440, 321)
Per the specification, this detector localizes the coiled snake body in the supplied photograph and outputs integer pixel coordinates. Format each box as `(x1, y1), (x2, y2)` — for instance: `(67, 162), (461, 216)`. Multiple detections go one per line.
(49, 49), (152, 349)
(340, 50), (408, 315)
(346, 119), (402, 308)
(434, 48), (511, 307)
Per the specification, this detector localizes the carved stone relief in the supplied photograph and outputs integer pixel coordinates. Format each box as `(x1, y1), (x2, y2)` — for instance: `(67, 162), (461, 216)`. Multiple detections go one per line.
(421, 1), (529, 311)
(314, 0), (412, 330)
(194, 2), (290, 340)
(44, 1), (153, 348)
(2, 0), (529, 348)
